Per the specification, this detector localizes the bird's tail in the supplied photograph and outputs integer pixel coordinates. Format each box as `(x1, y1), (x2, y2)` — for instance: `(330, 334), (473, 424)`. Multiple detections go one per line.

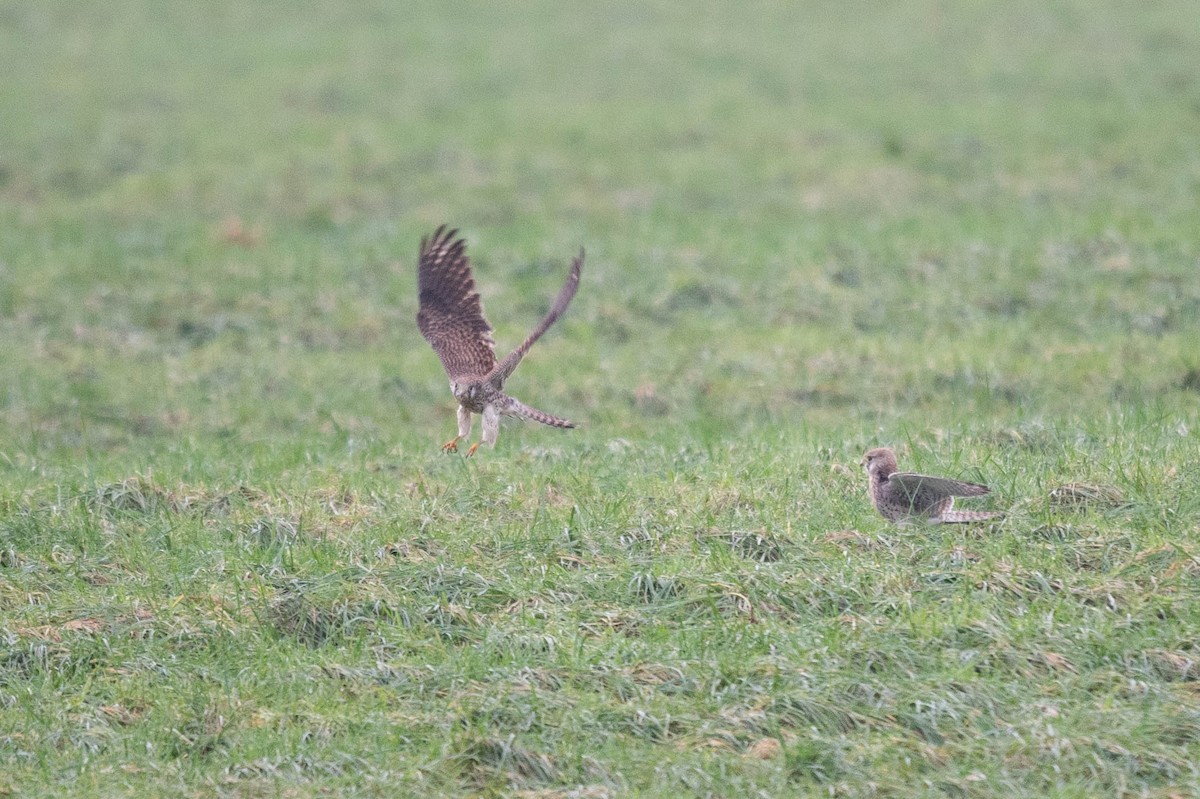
(937, 510), (1003, 524)
(503, 397), (576, 429)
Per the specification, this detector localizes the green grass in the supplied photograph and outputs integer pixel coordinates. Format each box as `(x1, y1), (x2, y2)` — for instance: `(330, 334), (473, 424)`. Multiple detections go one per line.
(2, 0), (1200, 796)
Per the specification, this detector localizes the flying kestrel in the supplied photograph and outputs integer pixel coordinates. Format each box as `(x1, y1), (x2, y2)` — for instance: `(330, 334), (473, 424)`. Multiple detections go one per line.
(861, 447), (1003, 524)
(417, 225), (583, 456)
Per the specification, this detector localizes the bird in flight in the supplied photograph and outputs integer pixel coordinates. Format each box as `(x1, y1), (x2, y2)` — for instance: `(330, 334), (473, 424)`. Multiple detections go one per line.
(417, 225), (583, 456)
(861, 447), (1003, 524)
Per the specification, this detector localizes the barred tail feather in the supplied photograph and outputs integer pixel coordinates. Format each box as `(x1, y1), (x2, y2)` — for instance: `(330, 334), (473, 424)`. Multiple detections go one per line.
(504, 398), (576, 429)
(937, 510), (1004, 524)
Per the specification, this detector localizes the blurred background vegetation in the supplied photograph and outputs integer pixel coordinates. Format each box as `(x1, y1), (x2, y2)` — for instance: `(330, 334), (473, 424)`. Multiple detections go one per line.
(2, 0), (1196, 477)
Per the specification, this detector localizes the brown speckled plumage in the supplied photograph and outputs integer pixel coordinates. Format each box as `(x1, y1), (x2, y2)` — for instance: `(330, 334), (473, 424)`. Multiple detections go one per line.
(862, 447), (1002, 524)
(417, 225), (583, 455)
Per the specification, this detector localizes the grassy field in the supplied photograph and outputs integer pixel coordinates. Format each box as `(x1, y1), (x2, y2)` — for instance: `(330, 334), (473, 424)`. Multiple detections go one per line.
(2, 1), (1200, 796)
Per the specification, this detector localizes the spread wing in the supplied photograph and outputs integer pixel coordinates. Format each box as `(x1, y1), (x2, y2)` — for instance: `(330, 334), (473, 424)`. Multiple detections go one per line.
(887, 472), (990, 513)
(416, 226), (496, 382)
(487, 249), (583, 388)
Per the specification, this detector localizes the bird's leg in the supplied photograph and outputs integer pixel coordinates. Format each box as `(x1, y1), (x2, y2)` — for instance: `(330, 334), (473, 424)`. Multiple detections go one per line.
(443, 406), (473, 453)
(482, 404), (500, 447)
(467, 404), (500, 457)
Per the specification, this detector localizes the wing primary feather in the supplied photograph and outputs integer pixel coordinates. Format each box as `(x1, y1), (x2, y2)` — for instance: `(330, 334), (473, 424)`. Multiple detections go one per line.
(416, 226), (497, 382)
(889, 472), (991, 498)
(488, 248), (584, 387)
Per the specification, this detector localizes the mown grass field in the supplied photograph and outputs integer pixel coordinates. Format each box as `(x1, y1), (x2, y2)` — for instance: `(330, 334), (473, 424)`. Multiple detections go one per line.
(2, 1), (1199, 796)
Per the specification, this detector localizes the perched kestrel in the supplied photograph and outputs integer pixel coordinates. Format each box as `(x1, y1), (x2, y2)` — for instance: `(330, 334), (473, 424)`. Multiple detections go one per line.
(861, 447), (1002, 524)
(417, 225), (583, 456)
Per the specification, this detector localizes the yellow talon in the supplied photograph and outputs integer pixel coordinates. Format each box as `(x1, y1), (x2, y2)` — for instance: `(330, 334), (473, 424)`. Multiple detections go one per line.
(441, 437), (460, 453)
(466, 442), (480, 457)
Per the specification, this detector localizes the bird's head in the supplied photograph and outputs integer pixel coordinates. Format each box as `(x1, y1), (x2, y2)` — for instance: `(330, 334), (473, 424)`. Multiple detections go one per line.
(861, 447), (898, 481)
(451, 382), (481, 402)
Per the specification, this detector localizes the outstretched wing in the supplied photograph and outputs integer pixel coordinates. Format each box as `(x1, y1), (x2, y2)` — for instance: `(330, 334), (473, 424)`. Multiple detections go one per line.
(487, 249), (583, 387)
(887, 472), (990, 513)
(417, 226), (496, 382)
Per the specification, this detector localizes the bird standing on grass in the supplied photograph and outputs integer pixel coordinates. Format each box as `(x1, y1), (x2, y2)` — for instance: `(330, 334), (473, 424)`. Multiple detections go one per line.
(417, 226), (583, 456)
(862, 447), (1003, 524)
